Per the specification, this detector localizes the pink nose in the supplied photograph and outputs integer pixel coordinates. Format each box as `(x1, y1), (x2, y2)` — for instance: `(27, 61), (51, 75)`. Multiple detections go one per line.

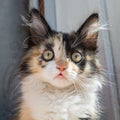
(57, 65), (66, 71)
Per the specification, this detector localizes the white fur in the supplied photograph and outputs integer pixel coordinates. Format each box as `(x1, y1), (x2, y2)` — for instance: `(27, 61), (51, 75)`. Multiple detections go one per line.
(21, 73), (101, 120)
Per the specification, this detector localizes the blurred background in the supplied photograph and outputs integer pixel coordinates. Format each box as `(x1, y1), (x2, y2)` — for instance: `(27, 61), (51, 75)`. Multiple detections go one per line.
(0, 0), (120, 120)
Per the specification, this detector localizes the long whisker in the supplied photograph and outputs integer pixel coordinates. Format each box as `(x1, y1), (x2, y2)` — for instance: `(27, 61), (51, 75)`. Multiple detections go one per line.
(72, 80), (79, 94)
(68, 71), (86, 94)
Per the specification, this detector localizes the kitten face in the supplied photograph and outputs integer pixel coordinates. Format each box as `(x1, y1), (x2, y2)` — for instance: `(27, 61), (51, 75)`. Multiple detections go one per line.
(20, 9), (101, 89)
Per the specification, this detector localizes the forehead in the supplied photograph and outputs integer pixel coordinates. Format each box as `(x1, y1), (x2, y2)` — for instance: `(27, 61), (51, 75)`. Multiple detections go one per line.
(52, 32), (76, 48)
(40, 32), (83, 52)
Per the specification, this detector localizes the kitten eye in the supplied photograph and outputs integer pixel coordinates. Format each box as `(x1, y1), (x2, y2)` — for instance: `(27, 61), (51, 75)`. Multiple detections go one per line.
(71, 52), (82, 63)
(42, 49), (54, 61)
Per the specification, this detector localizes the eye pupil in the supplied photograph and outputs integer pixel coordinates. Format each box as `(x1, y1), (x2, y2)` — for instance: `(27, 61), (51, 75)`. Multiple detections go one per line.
(47, 52), (50, 57)
(75, 55), (78, 58)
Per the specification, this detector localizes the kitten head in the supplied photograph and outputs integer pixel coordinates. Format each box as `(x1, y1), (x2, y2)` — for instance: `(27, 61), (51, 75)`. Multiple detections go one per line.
(20, 9), (102, 89)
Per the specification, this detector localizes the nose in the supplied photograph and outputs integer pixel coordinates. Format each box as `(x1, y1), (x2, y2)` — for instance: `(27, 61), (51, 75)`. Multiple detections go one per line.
(57, 65), (67, 71)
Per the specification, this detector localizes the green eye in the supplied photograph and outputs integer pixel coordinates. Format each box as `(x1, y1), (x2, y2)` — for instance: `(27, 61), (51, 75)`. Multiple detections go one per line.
(71, 52), (82, 63)
(42, 50), (54, 61)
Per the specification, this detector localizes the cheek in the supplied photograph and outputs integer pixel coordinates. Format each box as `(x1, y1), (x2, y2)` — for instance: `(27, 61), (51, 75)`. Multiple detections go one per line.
(28, 57), (42, 73)
(65, 62), (80, 79)
(28, 55), (57, 77)
(39, 61), (58, 78)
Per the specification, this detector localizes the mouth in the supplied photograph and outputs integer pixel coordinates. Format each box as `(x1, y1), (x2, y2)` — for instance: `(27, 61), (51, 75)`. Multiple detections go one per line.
(54, 73), (67, 80)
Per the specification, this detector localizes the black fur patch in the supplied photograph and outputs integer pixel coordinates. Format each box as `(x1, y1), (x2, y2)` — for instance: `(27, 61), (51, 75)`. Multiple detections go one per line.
(63, 33), (86, 71)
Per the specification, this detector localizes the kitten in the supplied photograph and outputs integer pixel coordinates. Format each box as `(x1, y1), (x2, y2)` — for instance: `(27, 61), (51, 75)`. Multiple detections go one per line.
(18, 9), (103, 120)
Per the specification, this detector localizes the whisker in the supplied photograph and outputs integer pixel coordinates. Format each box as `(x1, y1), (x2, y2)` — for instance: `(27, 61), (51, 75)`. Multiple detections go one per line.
(75, 79), (86, 94)
(72, 80), (79, 94)
(101, 69), (117, 76)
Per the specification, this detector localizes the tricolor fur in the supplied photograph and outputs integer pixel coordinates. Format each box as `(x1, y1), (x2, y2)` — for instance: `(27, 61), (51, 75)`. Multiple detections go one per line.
(18, 9), (103, 120)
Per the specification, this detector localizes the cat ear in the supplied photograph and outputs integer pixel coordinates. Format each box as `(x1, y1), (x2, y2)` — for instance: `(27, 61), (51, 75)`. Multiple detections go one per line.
(29, 9), (52, 41)
(76, 13), (99, 50)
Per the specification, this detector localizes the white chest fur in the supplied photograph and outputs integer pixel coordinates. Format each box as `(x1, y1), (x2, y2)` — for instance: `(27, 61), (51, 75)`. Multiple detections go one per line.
(21, 80), (97, 120)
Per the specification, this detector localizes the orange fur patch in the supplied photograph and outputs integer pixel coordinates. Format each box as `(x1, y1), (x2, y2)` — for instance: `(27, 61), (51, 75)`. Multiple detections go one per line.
(19, 104), (33, 120)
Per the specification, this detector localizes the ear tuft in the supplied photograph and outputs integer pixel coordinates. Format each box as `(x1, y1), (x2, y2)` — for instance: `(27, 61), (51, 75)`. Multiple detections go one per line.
(76, 13), (99, 51)
(29, 9), (52, 41)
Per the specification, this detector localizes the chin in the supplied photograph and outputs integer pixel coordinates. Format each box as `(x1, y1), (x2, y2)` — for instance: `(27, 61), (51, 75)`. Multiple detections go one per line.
(47, 78), (73, 89)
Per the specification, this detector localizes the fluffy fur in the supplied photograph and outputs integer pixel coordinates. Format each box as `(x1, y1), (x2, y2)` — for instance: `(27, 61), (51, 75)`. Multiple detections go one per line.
(18, 9), (103, 120)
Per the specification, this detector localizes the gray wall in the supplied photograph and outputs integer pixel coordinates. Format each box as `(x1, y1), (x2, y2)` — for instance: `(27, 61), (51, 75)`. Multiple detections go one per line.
(0, 0), (27, 118)
(105, 0), (120, 119)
